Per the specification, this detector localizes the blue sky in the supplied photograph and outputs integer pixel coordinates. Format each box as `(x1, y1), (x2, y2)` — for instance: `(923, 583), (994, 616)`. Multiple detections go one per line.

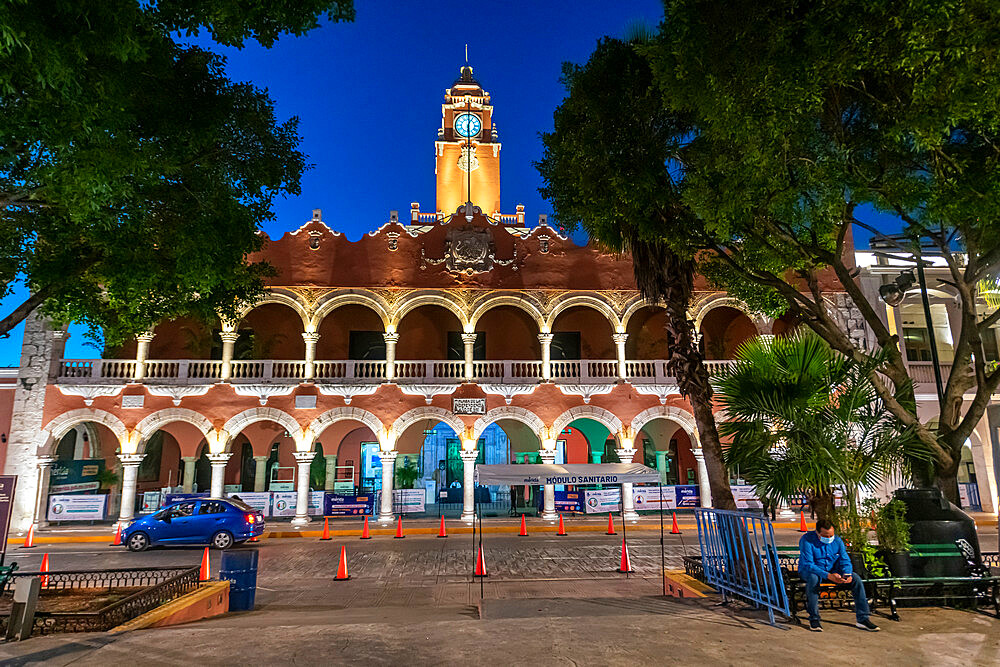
(0, 0), (896, 367)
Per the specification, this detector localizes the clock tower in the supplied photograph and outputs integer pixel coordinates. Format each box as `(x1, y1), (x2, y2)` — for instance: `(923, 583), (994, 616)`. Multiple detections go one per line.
(435, 65), (501, 217)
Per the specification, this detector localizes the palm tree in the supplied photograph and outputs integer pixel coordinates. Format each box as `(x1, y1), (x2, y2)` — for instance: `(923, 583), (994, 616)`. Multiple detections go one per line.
(716, 332), (924, 523)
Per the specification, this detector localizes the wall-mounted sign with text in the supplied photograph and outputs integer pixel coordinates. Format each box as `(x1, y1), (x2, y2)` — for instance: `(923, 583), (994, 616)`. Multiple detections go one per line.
(452, 397), (486, 415)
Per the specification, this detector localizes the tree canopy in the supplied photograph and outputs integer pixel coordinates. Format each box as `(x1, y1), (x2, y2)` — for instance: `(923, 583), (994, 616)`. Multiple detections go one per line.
(0, 0), (354, 343)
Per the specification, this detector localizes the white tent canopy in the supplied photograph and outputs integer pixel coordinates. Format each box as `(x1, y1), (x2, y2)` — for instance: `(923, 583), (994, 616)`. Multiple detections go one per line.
(474, 463), (660, 486)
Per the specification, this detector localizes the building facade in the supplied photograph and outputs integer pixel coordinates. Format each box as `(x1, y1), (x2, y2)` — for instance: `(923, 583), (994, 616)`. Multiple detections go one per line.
(3, 66), (994, 533)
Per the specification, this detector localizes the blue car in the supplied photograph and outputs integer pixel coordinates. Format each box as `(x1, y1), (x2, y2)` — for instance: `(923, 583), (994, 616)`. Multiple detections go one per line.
(123, 498), (265, 552)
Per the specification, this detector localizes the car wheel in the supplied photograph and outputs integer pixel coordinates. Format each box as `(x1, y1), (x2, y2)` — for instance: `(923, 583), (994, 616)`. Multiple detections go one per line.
(126, 532), (150, 552)
(211, 530), (234, 550)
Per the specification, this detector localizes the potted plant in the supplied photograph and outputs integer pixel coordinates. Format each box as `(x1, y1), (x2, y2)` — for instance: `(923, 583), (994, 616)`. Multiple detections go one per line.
(394, 459), (420, 490)
(837, 509), (885, 579)
(866, 497), (912, 577)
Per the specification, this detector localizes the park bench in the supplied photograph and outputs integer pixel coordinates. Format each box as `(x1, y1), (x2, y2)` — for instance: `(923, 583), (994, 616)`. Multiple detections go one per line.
(775, 545), (1000, 622)
(0, 563), (18, 592)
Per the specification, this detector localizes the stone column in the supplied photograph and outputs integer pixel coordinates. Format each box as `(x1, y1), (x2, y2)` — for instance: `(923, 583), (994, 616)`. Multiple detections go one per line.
(6, 314), (70, 533)
(615, 447), (639, 520)
(590, 451), (603, 464)
(207, 452), (232, 497)
(117, 453), (145, 525)
(324, 454), (338, 491)
(31, 456), (56, 529)
(460, 449), (478, 522)
(181, 456), (197, 492)
(461, 332), (478, 381)
(383, 332), (399, 381)
(219, 331), (240, 381)
(377, 450), (397, 523)
(302, 332), (320, 380)
(539, 450), (557, 520)
(253, 456), (268, 492)
(538, 333), (553, 381)
(612, 332), (628, 380)
(292, 451), (315, 526)
(133, 331), (155, 381)
(694, 449), (712, 508)
(655, 451), (669, 484)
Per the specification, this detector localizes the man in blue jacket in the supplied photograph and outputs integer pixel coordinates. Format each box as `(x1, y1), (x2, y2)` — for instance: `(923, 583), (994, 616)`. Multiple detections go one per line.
(798, 518), (879, 632)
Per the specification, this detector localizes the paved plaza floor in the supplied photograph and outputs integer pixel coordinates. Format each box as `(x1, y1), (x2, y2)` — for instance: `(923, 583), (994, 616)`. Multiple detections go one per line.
(1, 530), (998, 665)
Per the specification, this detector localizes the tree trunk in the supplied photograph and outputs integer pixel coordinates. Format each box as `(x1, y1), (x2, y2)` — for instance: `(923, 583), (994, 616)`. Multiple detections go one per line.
(934, 464), (961, 507)
(810, 491), (836, 524)
(628, 238), (736, 511)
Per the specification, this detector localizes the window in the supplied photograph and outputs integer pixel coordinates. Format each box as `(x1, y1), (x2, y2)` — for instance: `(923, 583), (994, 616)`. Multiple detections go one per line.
(550, 332), (581, 360)
(349, 331), (386, 360)
(447, 332), (485, 360)
(198, 501), (227, 515)
(172, 502), (196, 517)
(903, 327), (932, 362)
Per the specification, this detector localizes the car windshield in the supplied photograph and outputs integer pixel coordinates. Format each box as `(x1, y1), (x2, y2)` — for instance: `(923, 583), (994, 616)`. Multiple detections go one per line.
(226, 498), (254, 512)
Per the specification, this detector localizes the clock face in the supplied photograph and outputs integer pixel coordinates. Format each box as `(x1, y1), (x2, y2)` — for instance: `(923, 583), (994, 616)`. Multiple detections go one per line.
(454, 113), (482, 138)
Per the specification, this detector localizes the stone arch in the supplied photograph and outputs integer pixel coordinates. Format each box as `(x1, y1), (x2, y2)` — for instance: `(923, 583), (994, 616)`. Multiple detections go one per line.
(308, 407), (385, 450)
(629, 405), (699, 447)
(222, 408), (304, 450)
(391, 407), (465, 440)
(391, 291), (469, 330)
(691, 294), (749, 329)
(621, 298), (661, 332)
(41, 408), (128, 454)
(551, 406), (623, 441)
(469, 294), (545, 331)
(135, 408), (213, 444)
(236, 290), (312, 331)
(312, 290), (391, 332)
(472, 406), (545, 440)
(544, 295), (621, 333)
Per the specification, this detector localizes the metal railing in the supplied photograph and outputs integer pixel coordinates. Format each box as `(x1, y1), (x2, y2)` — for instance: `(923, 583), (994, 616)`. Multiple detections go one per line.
(695, 508), (790, 625)
(0, 566), (200, 635)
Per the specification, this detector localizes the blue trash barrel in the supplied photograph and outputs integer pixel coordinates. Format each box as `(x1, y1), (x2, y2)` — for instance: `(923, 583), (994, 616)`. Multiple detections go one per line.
(219, 549), (259, 612)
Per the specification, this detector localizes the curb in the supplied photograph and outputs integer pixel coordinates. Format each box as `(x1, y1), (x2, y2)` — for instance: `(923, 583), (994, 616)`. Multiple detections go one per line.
(109, 581), (230, 634)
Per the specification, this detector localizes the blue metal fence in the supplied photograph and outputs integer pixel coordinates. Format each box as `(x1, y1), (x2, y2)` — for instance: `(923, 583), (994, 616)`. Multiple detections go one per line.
(695, 508), (790, 625)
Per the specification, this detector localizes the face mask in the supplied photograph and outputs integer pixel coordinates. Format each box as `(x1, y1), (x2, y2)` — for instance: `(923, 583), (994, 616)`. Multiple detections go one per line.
(819, 535), (835, 545)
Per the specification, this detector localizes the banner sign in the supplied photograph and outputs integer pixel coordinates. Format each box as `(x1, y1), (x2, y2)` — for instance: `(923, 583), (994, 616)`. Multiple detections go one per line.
(674, 485), (700, 508)
(272, 491), (324, 517)
(540, 490), (584, 513)
(50, 481), (101, 494)
(140, 491), (161, 514)
(324, 493), (375, 516)
(633, 486), (677, 512)
(583, 488), (621, 514)
(477, 463), (660, 486)
(227, 492), (272, 516)
(392, 489), (426, 514)
(48, 494), (106, 521)
(0, 476), (16, 557)
(48, 460), (104, 495)
(731, 485), (763, 510)
(163, 493), (208, 505)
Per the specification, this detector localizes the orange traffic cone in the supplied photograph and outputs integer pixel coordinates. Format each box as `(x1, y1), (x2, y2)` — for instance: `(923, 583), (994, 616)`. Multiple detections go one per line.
(798, 511), (808, 533)
(557, 514), (567, 536)
(360, 516), (371, 539)
(110, 523), (123, 546)
(671, 512), (681, 535)
(394, 516), (405, 539)
(320, 517), (332, 541)
(437, 515), (448, 538)
(518, 515), (528, 537)
(606, 513), (617, 535)
(21, 524), (36, 549)
(199, 546), (210, 581)
(334, 546), (350, 581)
(618, 539), (633, 573)
(474, 544), (488, 577)
(39, 553), (49, 588)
